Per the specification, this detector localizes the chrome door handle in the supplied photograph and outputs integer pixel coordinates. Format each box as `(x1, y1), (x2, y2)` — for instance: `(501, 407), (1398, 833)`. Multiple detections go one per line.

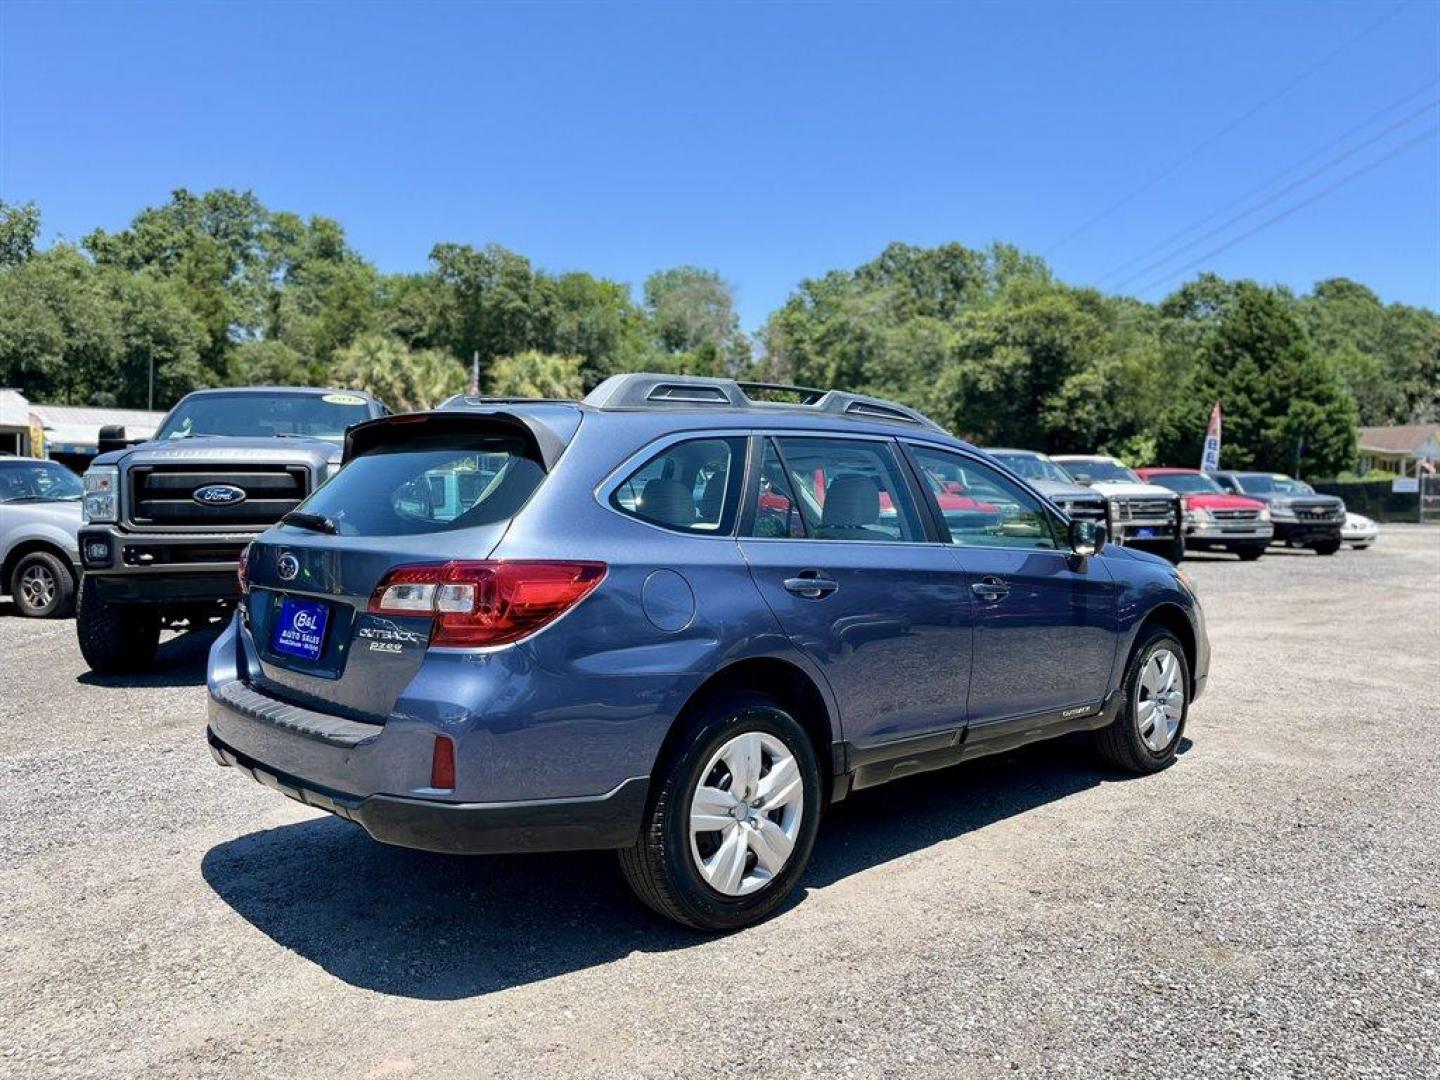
(783, 573), (839, 599)
(971, 576), (1010, 602)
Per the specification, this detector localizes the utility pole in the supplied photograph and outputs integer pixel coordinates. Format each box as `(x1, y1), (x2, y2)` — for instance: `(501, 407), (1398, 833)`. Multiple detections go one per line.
(470, 351), (480, 397)
(148, 354), (155, 412)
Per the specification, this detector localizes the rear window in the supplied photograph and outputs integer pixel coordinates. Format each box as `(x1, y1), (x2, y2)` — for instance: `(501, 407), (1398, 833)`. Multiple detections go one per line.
(295, 434), (544, 536)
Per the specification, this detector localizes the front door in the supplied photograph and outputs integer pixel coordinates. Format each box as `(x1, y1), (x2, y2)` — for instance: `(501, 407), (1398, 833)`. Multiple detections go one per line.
(905, 444), (1118, 727)
(737, 435), (972, 750)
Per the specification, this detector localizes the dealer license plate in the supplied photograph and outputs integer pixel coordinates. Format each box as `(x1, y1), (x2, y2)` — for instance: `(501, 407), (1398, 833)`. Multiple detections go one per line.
(271, 596), (331, 663)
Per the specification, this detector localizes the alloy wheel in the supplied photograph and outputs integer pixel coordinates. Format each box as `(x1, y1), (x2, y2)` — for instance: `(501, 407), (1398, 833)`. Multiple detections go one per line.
(1136, 647), (1184, 752)
(688, 731), (805, 897)
(18, 562), (57, 612)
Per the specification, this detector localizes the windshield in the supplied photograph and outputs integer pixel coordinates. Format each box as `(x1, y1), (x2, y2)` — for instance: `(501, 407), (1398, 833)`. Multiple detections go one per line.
(990, 452), (1073, 484)
(1056, 457), (1139, 483)
(156, 391), (370, 442)
(1236, 474), (1312, 495)
(0, 460), (83, 503)
(1147, 472), (1223, 495)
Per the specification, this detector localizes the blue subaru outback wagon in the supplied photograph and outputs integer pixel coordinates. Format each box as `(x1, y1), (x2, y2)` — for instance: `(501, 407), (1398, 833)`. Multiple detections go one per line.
(207, 374), (1209, 929)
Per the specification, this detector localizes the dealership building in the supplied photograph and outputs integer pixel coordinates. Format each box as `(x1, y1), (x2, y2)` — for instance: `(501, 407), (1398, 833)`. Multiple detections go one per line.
(0, 389), (164, 470)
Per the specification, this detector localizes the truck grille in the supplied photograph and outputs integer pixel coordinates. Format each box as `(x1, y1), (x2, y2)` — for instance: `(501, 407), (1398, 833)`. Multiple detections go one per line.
(1113, 497), (1176, 523)
(1294, 502), (1342, 522)
(127, 465), (310, 529)
(1212, 508), (1261, 522)
(1059, 500), (1109, 524)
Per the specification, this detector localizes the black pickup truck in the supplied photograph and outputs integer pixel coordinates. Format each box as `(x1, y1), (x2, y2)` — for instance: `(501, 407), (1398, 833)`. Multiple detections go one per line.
(76, 386), (386, 673)
(1210, 471), (1345, 555)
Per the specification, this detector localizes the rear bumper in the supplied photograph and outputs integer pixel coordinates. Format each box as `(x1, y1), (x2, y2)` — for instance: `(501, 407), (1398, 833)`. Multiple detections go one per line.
(208, 727), (649, 855)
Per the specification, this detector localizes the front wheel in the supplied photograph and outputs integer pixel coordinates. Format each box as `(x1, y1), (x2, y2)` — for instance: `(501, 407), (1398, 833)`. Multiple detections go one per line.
(1162, 536), (1186, 564)
(1312, 539), (1342, 556)
(11, 550), (75, 617)
(1233, 543), (1267, 562)
(1094, 627), (1190, 774)
(76, 575), (161, 674)
(619, 693), (822, 930)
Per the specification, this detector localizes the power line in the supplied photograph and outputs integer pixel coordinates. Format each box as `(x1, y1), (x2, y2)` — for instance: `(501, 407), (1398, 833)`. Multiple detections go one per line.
(1129, 127), (1439, 297)
(1094, 76), (1440, 286)
(1042, 0), (1414, 256)
(1109, 95), (1439, 292)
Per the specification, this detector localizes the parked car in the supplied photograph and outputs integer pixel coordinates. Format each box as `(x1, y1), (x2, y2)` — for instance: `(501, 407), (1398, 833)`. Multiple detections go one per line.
(1209, 472), (1344, 555)
(984, 448), (1111, 527)
(206, 373), (1210, 930)
(1134, 467), (1273, 560)
(77, 387), (388, 673)
(0, 457), (82, 617)
(1342, 512), (1379, 550)
(1051, 454), (1185, 563)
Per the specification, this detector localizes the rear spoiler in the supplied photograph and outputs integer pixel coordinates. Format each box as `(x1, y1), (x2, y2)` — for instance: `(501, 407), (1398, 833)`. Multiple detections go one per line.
(342, 410), (574, 469)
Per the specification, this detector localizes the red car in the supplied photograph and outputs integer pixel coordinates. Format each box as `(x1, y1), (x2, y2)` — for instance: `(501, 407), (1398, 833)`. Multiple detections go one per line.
(1135, 468), (1273, 561)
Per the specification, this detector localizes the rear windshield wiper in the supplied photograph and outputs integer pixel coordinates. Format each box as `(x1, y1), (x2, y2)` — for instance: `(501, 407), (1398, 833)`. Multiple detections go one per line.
(280, 511), (338, 534)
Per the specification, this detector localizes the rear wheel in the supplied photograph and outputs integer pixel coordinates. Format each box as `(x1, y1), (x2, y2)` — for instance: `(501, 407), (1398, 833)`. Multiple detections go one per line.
(619, 693), (822, 930)
(1312, 539), (1342, 556)
(11, 551), (75, 617)
(1095, 627), (1189, 774)
(1233, 543), (1267, 561)
(76, 575), (161, 674)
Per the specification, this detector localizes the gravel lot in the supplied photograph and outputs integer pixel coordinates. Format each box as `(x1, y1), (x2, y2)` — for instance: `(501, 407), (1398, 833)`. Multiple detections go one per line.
(2, 527), (1437, 1079)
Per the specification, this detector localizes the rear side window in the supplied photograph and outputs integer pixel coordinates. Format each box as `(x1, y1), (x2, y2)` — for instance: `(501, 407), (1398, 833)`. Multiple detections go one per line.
(296, 434), (544, 536)
(754, 436), (922, 542)
(611, 436), (746, 534)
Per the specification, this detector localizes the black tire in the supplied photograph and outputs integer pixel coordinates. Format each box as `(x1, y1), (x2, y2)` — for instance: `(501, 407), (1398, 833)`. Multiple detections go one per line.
(76, 575), (161, 674)
(10, 550), (75, 618)
(1094, 626), (1190, 775)
(619, 692), (823, 931)
(1351, 543), (1371, 551)
(1233, 543), (1267, 562)
(1162, 536), (1185, 564)
(1312, 539), (1342, 556)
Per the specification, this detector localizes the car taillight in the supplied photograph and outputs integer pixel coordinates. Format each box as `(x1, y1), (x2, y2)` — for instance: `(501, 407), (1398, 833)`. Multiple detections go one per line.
(430, 735), (456, 790)
(369, 561), (606, 647)
(237, 543), (251, 595)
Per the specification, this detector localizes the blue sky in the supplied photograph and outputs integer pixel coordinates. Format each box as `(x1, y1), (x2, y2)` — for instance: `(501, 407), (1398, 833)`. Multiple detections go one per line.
(2, 1), (1437, 329)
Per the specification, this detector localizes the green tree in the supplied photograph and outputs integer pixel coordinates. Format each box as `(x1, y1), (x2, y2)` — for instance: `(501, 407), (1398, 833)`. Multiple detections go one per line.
(1158, 282), (1356, 476)
(0, 199), (41, 268)
(328, 333), (466, 412)
(644, 266), (749, 373)
(487, 350), (585, 399)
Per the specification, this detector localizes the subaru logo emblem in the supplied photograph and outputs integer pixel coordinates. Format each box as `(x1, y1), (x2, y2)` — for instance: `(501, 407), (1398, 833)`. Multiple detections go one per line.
(193, 483), (246, 507)
(277, 554), (300, 581)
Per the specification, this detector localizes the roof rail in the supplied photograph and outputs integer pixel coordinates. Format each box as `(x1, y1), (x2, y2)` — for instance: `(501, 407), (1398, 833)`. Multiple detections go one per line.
(581, 373), (946, 432)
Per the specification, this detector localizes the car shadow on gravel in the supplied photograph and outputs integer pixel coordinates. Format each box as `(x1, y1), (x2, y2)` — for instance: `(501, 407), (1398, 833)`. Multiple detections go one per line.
(76, 624), (222, 689)
(202, 733), (1188, 1000)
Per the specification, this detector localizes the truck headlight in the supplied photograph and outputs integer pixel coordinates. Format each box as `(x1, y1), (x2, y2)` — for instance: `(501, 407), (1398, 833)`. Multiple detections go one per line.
(1257, 507), (1271, 523)
(82, 466), (119, 523)
(1270, 503), (1296, 521)
(1186, 508), (1211, 525)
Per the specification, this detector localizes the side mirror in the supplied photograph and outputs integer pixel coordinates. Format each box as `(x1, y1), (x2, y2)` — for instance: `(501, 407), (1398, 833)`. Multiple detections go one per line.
(1070, 518), (1107, 557)
(97, 424), (127, 453)
(1071, 472), (1093, 486)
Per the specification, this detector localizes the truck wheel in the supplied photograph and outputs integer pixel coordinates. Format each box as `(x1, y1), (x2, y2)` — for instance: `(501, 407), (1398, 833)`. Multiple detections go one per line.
(1094, 626), (1190, 775)
(1312, 540), (1342, 556)
(11, 551), (75, 618)
(76, 576), (161, 674)
(1162, 536), (1185, 564)
(1233, 543), (1267, 561)
(619, 692), (822, 931)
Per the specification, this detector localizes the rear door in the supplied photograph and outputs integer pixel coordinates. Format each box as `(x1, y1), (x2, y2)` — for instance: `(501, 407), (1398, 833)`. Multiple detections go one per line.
(242, 413), (556, 722)
(904, 443), (1118, 726)
(737, 434), (972, 750)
